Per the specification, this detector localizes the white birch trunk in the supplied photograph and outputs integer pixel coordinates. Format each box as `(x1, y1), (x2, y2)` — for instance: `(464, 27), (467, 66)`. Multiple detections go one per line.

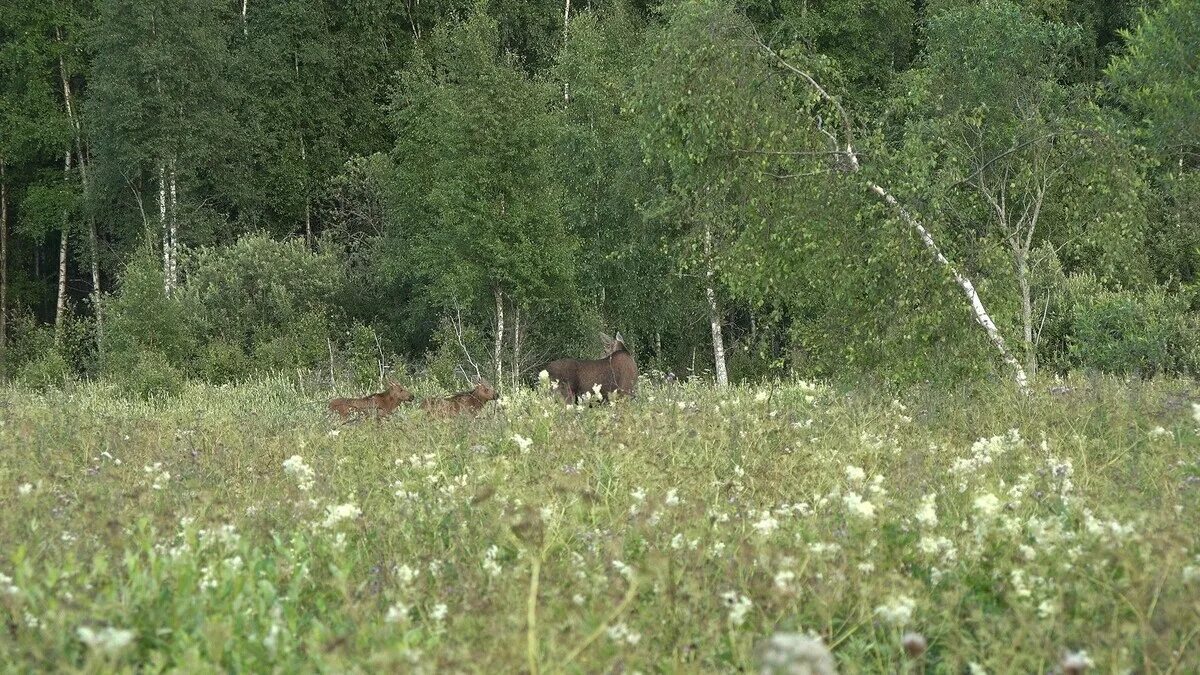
(1015, 249), (1036, 376)
(1, 158), (8, 353)
(241, 0), (249, 36)
(55, 149), (72, 345)
(511, 304), (522, 389)
(169, 159), (178, 292)
(561, 0), (571, 103)
(494, 287), (504, 386)
(158, 162), (169, 295)
(301, 136), (312, 247)
(703, 225), (729, 386)
(58, 46), (103, 340)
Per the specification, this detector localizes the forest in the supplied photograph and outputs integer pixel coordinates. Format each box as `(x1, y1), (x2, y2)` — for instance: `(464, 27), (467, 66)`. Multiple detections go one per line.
(1, 0), (1198, 394)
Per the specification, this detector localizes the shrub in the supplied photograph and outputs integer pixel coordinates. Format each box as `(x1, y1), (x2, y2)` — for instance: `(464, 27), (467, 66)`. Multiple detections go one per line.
(16, 351), (72, 390)
(111, 349), (186, 400)
(101, 250), (198, 376)
(1065, 274), (1200, 375)
(182, 235), (343, 373)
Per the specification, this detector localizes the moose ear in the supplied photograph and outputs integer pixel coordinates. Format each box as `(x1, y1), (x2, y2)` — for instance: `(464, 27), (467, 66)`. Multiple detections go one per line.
(613, 331), (624, 344)
(599, 332), (613, 344)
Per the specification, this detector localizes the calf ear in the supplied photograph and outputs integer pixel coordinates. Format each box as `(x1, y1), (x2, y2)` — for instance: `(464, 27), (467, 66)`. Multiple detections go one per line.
(613, 331), (624, 344)
(599, 332), (613, 345)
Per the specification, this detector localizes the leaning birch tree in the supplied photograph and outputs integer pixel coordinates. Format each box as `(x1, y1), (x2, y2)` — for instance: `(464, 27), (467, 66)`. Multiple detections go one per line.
(749, 23), (1032, 390)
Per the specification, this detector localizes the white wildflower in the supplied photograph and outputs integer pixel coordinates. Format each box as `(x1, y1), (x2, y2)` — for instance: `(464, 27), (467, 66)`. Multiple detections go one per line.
(17, 483), (33, 496)
(320, 502), (362, 528)
(282, 455), (315, 491)
(664, 489), (681, 507)
(756, 632), (836, 675)
(512, 434), (533, 453)
(430, 603), (448, 622)
(1183, 564), (1200, 584)
(143, 463), (171, 490)
(1147, 426), (1172, 440)
(914, 494), (938, 527)
(77, 626), (136, 653)
(1061, 650), (1094, 673)
(1193, 402), (1200, 425)
(395, 564), (418, 585)
(721, 591), (753, 627)
(844, 465), (866, 482)
(0, 572), (19, 596)
(753, 511), (780, 536)
(973, 493), (1001, 519)
(773, 570), (796, 591)
(606, 622), (642, 646)
(483, 545), (502, 577)
(842, 492), (876, 521)
(1037, 599), (1058, 619)
(874, 594), (916, 626)
(385, 603), (409, 624)
(612, 560), (634, 580)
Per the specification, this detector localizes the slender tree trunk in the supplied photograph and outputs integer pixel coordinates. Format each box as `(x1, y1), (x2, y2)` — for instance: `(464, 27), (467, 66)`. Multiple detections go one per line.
(1015, 248), (1036, 376)
(59, 43), (103, 341)
(241, 0), (249, 36)
(55, 149), (72, 345)
(301, 136), (312, 247)
(494, 287), (504, 386)
(169, 158), (178, 292)
(1, 158), (8, 354)
(511, 303), (521, 388)
(158, 162), (169, 295)
(703, 225), (728, 386)
(561, 0), (571, 101)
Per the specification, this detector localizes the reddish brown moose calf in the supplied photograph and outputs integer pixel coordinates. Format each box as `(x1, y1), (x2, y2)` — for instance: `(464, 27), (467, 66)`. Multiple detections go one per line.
(420, 379), (500, 417)
(541, 332), (638, 404)
(328, 380), (415, 422)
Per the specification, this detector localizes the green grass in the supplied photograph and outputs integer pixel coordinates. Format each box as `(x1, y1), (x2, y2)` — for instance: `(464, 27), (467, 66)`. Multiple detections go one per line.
(1, 374), (1198, 672)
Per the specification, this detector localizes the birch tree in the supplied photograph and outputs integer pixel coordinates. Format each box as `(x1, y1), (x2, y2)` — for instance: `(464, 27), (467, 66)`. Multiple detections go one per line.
(750, 16), (1033, 389)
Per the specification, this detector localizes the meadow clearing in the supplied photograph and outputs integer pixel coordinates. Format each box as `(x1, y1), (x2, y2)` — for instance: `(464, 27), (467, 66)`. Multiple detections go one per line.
(0, 375), (1198, 673)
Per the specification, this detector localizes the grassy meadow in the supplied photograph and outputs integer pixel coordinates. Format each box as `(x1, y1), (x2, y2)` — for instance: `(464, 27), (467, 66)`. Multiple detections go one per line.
(1, 375), (1198, 673)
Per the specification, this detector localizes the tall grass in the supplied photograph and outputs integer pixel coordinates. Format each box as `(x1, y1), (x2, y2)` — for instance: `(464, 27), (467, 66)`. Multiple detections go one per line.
(0, 374), (1197, 672)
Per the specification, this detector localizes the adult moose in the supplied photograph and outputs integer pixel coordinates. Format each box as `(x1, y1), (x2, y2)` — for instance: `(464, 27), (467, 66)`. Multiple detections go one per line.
(541, 332), (637, 404)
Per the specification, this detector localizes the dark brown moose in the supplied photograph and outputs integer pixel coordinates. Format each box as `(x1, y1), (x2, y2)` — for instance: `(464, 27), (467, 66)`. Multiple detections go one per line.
(541, 332), (637, 404)
(328, 380), (415, 421)
(420, 379), (500, 416)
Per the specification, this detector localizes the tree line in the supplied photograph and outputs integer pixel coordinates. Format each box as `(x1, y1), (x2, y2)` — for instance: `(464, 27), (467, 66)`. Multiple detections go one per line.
(1, 0), (1197, 395)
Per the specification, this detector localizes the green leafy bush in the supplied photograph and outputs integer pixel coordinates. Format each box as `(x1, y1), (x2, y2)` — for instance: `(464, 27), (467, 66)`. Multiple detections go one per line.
(1065, 274), (1200, 375)
(16, 351), (72, 390)
(100, 250), (198, 379)
(182, 235), (343, 374)
(112, 349), (186, 400)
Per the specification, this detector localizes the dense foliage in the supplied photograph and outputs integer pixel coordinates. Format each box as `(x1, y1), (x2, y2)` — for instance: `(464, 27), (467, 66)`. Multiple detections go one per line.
(1, 0), (1198, 390)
